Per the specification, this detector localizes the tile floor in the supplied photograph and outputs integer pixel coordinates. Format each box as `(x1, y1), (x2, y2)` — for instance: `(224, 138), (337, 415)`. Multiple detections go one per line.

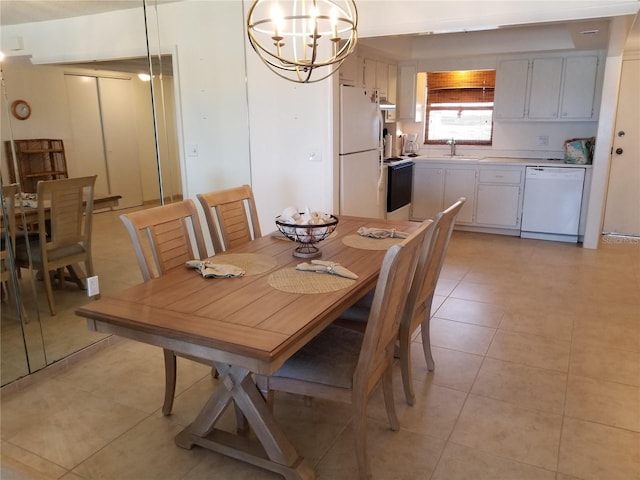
(1, 230), (639, 480)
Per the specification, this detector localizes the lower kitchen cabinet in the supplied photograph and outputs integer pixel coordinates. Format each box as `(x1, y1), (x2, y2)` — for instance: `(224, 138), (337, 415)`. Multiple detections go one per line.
(411, 166), (443, 220)
(476, 184), (521, 227)
(443, 168), (476, 224)
(412, 162), (524, 235)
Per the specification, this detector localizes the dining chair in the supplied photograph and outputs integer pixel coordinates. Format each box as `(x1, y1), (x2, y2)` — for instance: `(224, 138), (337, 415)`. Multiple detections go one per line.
(120, 199), (211, 416)
(256, 219), (434, 480)
(196, 184), (261, 253)
(336, 198), (466, 406)
(397, 197), (465, 404)
(15, 175), (97, 316)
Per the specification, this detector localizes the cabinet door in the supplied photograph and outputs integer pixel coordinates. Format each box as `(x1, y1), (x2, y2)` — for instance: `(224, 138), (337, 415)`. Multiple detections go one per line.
(560, 55), (598, 119)
(376, 61), (388, 98)
(363, 58), (376, 90)
(528, 57), (563, 119)
(495, 59), (529, 119)
(411, 166), (443, 220)
(397, 63), (417, 120)
(386, 64), (397, 122)
(444, 169), (476, 224)
(476, 184), (521, 227)
(339, 52), (359, 86)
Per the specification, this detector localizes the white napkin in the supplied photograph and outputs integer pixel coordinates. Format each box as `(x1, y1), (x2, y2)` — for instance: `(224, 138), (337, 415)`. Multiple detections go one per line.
(357, 227), (409, 239)
(296, 260), (358, 280)
(186, 260), (245, 278)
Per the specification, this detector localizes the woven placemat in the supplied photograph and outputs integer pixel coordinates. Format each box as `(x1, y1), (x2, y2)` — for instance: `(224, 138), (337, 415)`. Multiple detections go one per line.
(211, 253), (277, 276)
(342, 234), (404, 250)
(268, 268), (355, 294)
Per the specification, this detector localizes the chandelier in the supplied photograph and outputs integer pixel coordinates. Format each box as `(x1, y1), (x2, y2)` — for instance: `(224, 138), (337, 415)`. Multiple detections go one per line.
(246, 0), (358, 83)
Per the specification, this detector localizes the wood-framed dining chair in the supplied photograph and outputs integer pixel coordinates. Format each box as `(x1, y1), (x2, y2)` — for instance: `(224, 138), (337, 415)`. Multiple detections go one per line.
(336, 198), (466, 406)
(120, 199), (211, 416)
(256, 219), (434, 480)
(196, 184), (261, 253)
(15, 175), (97, 316)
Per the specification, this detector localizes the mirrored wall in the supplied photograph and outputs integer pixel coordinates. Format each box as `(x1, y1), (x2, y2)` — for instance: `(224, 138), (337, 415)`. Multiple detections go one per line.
(0, 5), (180, 386)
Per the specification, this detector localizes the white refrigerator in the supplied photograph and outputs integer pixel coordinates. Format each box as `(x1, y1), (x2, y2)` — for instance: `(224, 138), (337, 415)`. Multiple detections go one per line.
(339, 86), (385, 218)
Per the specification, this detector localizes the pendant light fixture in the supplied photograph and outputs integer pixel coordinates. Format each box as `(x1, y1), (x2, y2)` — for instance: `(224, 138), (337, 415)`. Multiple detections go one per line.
(247, 0), (358, 83)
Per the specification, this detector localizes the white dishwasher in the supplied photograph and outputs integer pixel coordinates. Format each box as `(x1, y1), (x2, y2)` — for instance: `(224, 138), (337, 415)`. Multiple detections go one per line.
(521, 167), (586, 243)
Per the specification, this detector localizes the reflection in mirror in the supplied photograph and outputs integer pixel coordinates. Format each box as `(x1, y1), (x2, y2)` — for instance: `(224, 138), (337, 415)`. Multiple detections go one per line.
(0, 52), (179, 386)
(0, 181), (33, 383)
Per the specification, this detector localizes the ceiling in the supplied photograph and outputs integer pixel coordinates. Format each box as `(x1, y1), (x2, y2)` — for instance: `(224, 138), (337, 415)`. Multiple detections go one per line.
(1, 0), (638, 71)
(0, 1), (183, 26)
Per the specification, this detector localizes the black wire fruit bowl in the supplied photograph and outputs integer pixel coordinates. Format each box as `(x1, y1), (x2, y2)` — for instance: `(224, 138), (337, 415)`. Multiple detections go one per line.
(275, 214), (339, 258)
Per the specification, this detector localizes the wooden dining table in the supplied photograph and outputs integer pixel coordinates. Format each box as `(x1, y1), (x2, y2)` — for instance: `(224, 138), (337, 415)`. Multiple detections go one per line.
(75, 215), (419, 480)
(15, 192), (122, 226)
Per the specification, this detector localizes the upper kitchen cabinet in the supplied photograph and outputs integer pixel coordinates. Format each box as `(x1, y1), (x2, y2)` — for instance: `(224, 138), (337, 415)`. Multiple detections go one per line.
(339, 52), (362, 87)
(397, 63), (417, 121)
(494, 52), (602, 121)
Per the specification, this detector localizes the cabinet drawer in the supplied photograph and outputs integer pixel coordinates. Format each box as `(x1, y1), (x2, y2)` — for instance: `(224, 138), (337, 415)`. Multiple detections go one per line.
(478, 169), (521, 184)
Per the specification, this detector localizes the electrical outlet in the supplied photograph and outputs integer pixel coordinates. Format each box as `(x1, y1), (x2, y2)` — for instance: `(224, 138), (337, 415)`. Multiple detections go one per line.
(87, 276), (100, 297)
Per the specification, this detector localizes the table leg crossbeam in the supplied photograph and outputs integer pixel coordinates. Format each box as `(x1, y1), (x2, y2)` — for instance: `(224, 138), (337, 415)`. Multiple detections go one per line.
(175, 364), (314, 480)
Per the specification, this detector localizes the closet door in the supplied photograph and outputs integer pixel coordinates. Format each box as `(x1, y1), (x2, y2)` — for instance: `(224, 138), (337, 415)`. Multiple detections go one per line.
(64, 75), (143, 209)
(64, 75), (110, 193)
(97, 77), (143, 209)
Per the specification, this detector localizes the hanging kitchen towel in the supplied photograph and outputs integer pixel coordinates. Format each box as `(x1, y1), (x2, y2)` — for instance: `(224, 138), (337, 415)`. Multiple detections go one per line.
(564, 137), (594, 164)
(357, 226), (409, 239)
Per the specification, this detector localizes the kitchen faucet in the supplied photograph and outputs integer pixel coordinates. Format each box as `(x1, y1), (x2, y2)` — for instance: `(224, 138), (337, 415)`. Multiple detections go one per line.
(447, 138), (456, 156)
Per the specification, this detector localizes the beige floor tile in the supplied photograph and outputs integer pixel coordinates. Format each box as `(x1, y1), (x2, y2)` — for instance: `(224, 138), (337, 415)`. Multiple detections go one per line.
(462, 263), (526, 288)
(370, 380), (467, 440)
(270, 392), (353, 465)
(182, 450), (283, 480)
(570, 343), (640, 386)
(0, 441), (69, 480)
(315, 419), (446, 480)
(1, 378), (149, 470)
(61, 472), (87, 480)
(434, 297), (504, 328)
(555, 473), (583, 480)
(435, 277), (459, 297)
(432, 442), (556, 480)
(412, 345), (484, 393)
(500, 309), (574, 341)
(72, 415), (208, 480)
(430, 317), (496, 355)
(471, 357), (567, 414)
(54, 339), (212, 415)
(573, 315), (640, 353)
(450, 394), (562, 471)
(439, 260), (471, 281)
(487, 330), (571, 372)
(449, 280), (509, 305)
(431, 295), (447, 316)
(565, 375), (640, 431)
(558, 417), (640, 480)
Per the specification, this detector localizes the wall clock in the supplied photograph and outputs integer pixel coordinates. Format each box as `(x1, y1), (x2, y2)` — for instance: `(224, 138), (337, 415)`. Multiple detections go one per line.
(11, 99), (31, 120)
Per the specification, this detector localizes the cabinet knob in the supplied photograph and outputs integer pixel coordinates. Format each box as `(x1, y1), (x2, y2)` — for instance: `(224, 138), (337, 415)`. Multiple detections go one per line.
(615, 148), (623, 155)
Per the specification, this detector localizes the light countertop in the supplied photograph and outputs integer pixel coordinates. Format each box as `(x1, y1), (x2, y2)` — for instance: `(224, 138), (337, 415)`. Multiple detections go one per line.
(409, 155), (592, 168)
